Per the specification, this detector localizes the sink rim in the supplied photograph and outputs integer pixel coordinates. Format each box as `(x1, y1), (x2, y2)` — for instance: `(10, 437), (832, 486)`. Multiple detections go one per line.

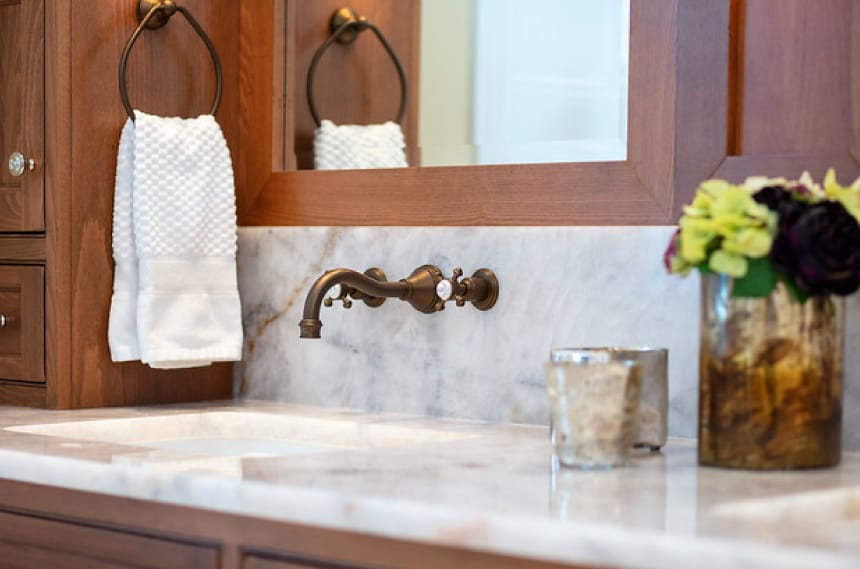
(3, 409), (476, 452)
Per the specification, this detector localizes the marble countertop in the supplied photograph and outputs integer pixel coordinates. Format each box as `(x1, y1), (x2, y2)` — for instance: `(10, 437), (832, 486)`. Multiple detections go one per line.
(0, 401), (857, 569)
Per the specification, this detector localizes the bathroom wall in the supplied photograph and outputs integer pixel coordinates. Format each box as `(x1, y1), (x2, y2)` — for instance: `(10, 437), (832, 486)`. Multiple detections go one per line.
(236, 226), (860, 449)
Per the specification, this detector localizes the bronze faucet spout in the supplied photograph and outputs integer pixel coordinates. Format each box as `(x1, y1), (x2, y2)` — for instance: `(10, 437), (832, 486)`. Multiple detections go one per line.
(299, 265), (498, 339)
(299, 268), (409, 339)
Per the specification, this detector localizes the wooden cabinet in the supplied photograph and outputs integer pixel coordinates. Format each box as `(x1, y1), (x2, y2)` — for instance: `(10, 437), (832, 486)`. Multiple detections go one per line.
(0, 479), (586, 569)
(0, 1), (235, 409)
(0, 510), (218, 569)
(0, 0), (44, 232)
(0, 265), (44, 381)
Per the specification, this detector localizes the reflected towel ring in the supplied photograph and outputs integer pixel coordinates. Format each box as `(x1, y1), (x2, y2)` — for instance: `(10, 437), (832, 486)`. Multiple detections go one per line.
(118, 0), (223, 122)
(307, 7), (408, 128)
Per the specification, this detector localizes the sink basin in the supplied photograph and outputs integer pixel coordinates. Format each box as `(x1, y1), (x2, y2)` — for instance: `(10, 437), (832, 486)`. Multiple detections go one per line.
(4, 411), (472, 477)
(708, 485), (860, 552)
(710, 486), (860, 527)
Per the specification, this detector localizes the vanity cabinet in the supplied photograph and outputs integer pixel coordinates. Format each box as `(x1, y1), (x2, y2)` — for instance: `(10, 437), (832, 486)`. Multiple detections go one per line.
(0, 480), (582, 569)
(0, 0), (44, 232)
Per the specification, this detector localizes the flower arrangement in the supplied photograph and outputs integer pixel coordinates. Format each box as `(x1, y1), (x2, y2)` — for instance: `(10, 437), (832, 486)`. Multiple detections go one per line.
(664, 169), (860, 302)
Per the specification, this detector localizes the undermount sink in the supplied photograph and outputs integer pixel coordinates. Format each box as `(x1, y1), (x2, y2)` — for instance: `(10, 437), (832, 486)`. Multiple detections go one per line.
(710, 486), (860, 527)
(4, 411), (472, 477)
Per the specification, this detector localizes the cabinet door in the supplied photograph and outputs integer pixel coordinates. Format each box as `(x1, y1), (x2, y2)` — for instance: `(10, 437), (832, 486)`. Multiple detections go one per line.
(0, 0), (45, 232)
(0, 540), (138, 569)
(0, 265), (44, 381)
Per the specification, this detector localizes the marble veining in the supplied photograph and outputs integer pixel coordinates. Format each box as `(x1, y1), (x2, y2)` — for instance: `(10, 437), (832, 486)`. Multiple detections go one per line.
(0, 402), (859, 569)
(236, 227), (860, 450)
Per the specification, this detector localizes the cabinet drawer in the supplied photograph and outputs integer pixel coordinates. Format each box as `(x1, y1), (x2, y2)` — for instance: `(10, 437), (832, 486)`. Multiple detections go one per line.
(0, 511), (218, 569)
(244, 555), (353, 569)
(0, 265), (44, 381)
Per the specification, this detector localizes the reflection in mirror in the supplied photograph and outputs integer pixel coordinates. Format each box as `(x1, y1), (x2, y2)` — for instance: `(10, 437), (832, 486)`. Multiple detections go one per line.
(420, 0), (629, 167)
(287, 0), (630, 170)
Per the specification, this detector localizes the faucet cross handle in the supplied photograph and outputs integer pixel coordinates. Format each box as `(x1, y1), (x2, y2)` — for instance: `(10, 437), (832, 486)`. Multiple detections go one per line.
(435, 267), (499, 311)
(323, 283), (353, 309)
(435, 267), (466, 306)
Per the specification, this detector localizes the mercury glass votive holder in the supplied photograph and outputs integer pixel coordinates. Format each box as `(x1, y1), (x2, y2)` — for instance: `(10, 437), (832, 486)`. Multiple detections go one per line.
(544, 356), (642, 469)
(551, 347), (668, 450)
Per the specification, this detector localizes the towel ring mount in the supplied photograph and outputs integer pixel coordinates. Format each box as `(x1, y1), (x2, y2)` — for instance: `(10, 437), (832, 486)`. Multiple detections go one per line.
(307, 7), (408, 128)
(119, 0), (223, 121)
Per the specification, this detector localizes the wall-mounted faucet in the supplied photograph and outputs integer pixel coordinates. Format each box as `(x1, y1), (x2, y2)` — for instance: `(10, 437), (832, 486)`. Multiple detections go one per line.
(299, 265), (499, 339)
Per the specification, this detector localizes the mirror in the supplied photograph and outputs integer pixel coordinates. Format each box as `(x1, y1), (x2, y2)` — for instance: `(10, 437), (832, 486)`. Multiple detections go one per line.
(279, 0), (630, 170)
(241, 2), (728, 227)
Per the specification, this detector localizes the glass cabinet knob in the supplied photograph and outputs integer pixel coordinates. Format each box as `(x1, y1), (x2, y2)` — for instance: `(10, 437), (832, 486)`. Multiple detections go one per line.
(8, 152), (36, 177)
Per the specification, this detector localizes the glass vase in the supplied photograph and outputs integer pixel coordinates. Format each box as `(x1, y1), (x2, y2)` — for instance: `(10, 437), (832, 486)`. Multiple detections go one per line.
(698, 273), (844, 469)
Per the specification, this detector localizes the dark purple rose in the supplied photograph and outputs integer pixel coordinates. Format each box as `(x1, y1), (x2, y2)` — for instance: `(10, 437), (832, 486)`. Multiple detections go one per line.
(664, 228), (680, 272)
(770, 201), (860, 296)
(754, 185), (809, 230)
(753, 186), (793, 210)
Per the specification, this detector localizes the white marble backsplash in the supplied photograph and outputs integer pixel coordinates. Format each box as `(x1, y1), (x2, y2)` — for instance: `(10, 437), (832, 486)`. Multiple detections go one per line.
(237, 227), (860, 448)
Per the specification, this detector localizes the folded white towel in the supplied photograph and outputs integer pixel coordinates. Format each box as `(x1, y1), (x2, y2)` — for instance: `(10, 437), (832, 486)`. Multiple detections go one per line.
(109, 111), (243, 369)
(314, 119), (408, 170)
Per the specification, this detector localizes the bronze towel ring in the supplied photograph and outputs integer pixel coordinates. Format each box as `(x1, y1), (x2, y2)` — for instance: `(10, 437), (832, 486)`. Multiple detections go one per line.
(307, 7), (408, 127)
(118, 0), (223, 122)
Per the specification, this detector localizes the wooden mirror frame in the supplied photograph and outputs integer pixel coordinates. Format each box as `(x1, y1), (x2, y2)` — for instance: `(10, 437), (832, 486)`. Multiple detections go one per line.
(236, 1), (731, 226)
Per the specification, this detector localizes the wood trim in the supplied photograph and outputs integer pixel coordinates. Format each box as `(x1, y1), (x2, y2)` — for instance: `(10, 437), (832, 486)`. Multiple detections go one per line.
(20, 265), (44, 381)
(272, 0), (287, 171)
(283, 0), (297, 171)
(0, 381), (45, 407)
(246, 162), (667, 226)
(714, 154), (860, 182)
(238, 0), (729, 226)
(21, 0), (45, 231)
(238, 0), (276, 219)
(0, 238), (45, 262)
(0, 479), (597, 569)
(44, 0), (72, 408)
(852, 0), (860, 163)
(727, 0), (745, 156)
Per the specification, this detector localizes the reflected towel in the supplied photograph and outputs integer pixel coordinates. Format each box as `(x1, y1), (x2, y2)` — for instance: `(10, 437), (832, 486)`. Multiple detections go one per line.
(109, 111), (243, 369)
(314, 119), (408, 170)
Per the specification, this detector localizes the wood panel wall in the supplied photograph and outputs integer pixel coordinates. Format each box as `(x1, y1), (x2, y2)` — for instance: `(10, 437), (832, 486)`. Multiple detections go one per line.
(288, 0), (420, 169)
(46, 0), (240, 407)
(717, 0), (860, 181)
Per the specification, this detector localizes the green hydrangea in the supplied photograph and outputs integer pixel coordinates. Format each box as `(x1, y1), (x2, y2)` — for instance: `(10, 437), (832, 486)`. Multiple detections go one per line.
(665, 169), (860, 301)
(673, 180), (775, 278)
(824, 168), (860, 222)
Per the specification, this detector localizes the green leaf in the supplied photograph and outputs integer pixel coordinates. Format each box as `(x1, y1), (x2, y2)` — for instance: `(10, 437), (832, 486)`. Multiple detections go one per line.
(731, 258), (778, 298)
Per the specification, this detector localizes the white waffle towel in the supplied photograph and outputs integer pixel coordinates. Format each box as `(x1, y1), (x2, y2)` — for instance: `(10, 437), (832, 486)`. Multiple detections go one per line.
(314, 119), (408, 170)
(109, 111), (243, 369)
